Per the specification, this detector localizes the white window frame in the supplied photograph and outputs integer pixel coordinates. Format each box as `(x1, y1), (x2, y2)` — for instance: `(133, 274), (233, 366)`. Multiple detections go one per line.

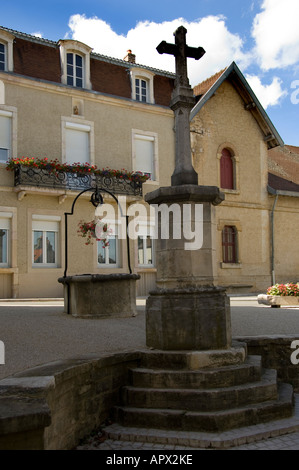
(130, 68), (155, 104)
(132, 129), (159, 182)
(59, 39), (92, 90)
(97, 220), (121, 268)
(66, 52), (84, 88)
(32, 215), (61, 268)
(61, 117), (95, 166)
(136, 220), (155, 268)
(0, 29), (14, 72)
(0, 212), (12, 267)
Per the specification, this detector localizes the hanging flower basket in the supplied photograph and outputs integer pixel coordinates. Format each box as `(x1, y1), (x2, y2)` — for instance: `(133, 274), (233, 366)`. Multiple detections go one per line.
(77, 218), (112, 246)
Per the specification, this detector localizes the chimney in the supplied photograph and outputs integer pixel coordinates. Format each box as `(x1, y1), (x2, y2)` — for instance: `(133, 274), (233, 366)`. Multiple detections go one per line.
(124, 49), (136, 64)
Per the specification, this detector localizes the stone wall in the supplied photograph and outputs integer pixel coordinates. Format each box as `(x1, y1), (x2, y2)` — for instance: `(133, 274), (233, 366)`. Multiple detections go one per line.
(0, 352), (140, 450)
(1, 336), (299, 450)
(236, 335), (299, 392)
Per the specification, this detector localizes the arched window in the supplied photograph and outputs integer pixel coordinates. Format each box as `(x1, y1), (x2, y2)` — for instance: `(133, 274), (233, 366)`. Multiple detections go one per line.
(220, 148), (234, 190)
(222, 226), (237, 263)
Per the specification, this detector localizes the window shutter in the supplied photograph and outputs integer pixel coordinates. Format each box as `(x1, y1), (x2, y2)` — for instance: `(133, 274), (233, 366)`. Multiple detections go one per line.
(0, 113), (11, 161)
(65, 126), (90, 165)
(135, 135), (154, 179)
(220, 149), (234, 190)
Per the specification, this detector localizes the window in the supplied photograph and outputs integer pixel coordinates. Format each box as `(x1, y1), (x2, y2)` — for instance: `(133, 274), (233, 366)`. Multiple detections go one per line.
(97, 223), (120, 267)
(220, 148), (234, 190)
(32, 216), (60, 267)
(0, 43), (5, 71)
(222, 226), (237, 264)
(67, 53), (83, 88)
(0, 215), (11, 267)
(62, 119), (94, 166)
(130, 68), (155, 104)
(138, 236), (154, 266)
(0, 29), (14, 72)
(0, 110), (12, 162)
(132, 131), (158, 181)
(59, 40), (92, 90)
(65, 123), (90, 165)
(135, 78), (148, 102)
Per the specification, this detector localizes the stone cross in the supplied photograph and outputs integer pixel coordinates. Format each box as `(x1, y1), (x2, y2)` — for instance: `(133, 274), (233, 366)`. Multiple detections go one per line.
(157, 26), (205, 186)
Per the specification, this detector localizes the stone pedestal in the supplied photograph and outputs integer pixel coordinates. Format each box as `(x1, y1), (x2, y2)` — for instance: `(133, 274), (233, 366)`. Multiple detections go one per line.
(145, 185), (231, 351)
(58, 273), (140, 318)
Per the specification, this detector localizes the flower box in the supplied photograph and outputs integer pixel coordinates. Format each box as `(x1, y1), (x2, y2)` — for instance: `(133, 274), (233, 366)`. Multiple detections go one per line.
(258, 283), (299, 307)
(258, 294), (299, 308)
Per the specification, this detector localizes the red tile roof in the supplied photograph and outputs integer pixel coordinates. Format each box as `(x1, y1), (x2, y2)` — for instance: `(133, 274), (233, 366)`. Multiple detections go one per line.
(193, 68), (227, 97)
(268, 145), (299, 186)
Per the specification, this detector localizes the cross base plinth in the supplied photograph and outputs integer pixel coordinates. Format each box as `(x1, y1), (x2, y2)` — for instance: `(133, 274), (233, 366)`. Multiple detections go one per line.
(146, 286), (232, 351)
(145, 185), (231, 352)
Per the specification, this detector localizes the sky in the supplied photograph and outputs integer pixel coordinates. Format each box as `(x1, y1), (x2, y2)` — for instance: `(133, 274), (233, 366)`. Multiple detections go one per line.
(1, 0), (299, 146)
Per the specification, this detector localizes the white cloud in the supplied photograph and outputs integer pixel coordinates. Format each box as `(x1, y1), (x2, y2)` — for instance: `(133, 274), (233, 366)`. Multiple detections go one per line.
(245, 74), (288, 108)
(252, 0), (299, 70)
(66, 14), (251, 86)
(31, 31), (43, 38)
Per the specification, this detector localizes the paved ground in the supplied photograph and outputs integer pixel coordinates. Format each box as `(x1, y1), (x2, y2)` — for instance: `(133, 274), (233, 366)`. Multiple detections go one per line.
(1, 295), (299, 451)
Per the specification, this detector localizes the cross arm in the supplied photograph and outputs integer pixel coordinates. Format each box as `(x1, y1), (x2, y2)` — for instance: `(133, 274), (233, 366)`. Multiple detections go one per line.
(156, 41), (178, 56)
(186, 46), (205, 60)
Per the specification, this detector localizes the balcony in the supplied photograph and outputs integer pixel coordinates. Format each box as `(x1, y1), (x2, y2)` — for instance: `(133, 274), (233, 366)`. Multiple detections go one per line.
(13, 164), (144, 198)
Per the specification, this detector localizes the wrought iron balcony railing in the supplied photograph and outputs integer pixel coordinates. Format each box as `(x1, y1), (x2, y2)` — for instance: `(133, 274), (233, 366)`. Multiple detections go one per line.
(14, 165), (144, 197)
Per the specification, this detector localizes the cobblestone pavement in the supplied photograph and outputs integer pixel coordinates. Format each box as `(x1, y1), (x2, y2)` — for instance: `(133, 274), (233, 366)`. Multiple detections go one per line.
(76, 431), (299, 450)
(76, 395), (299, 451)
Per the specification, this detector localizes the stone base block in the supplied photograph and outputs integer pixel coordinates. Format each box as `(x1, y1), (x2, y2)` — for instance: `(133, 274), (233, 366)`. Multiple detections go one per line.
(58, 273), (140, 318)
(146, 286), (232, 351)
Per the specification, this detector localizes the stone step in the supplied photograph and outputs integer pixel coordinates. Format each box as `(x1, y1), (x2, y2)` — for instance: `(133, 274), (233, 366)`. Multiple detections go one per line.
(139, 342), (247, 370)
(113, 382), (294, 434)
(122, 369), (278, 412)
(130, 355), (262, 389)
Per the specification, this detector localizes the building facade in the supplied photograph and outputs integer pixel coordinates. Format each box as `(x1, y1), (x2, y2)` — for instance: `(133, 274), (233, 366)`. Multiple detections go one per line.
(0, 26), (298, 299)
(0, 26), (176, 298)
(191, 63), (299, 292)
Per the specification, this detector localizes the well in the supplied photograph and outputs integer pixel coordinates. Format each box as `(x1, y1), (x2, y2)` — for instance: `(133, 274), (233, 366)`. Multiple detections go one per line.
(58, 273), (140, 318)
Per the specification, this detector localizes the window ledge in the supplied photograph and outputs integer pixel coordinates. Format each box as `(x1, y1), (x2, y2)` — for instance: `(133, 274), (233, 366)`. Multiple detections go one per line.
(221, 263), (242, 269)
(221, 189), (240, 195)
(136, 267), (156, 273)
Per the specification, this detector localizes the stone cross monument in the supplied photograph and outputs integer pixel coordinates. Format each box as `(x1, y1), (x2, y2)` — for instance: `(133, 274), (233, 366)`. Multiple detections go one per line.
(157, 26), (205, 186)
(145, 26), (231, 351)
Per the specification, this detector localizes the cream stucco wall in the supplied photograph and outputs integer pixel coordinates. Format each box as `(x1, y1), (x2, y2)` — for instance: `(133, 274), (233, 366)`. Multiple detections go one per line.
(191, 80), (299, 292)
(0, 72), (175, 297)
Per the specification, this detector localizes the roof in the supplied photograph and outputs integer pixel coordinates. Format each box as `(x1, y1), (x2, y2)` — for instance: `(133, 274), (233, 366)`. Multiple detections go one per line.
(268, 145), (299, 185)
(191, 62), (284, 149)
(0, 25), (175, 79)
(193, 68), (226, 97)
(268, 173), (299, 194)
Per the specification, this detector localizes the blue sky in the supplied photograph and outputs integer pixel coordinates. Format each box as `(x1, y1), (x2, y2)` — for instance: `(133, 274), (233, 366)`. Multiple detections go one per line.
(1, 0), (299, 146)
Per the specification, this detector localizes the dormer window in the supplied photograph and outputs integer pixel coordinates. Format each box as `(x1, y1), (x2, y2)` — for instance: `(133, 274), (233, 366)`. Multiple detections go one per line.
(67, 53), (83, 88)
(130, 68), (155, 104)
(0, 29), (15, 72)
(135, 78), (148, 102)
(0, 43), (5, 71)
(59, 40), (92, 90)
